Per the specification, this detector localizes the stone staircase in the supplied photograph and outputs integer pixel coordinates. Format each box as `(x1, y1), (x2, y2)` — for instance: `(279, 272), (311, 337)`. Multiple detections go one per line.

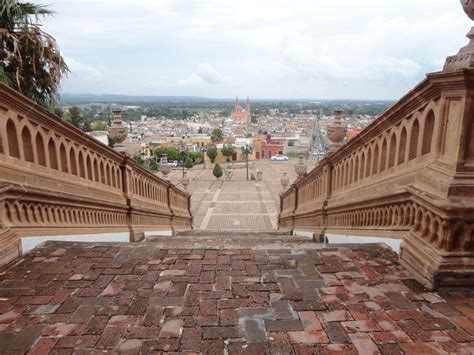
(145, 229), (320, 250)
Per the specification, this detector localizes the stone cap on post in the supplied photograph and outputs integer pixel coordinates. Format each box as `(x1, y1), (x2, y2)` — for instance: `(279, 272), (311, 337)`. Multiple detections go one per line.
(444, 0), (474, 70)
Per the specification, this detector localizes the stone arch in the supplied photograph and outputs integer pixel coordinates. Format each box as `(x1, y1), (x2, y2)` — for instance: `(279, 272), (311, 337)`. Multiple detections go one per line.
(99, 160), (106, 184)
(35, 132), (46, 166)
(21, 126), (34, 162)
(86, 154), (93, 180)
(93, 158), (99, 182)
(422, 110), (435, 155)
(111, 166), (117, 188)
(69, 147), (78, 176)
(349, 159), (354, 185)
(59, 143), (68, 173)
(372, 144), (379, 174)
(388, 133), (396, 168)
(430, 217), (441, 244)
(6, 119), (20, 158)
(354, 155), (359, 183)
(380, 139), (388, 172)
(414, 207), (424, 232)
(106, 163), (112, 186)
(78, 150), (85, 178)
(48, 138), (58, 170)
(360, 152), (365, 181)
(366, 147), (372, 177)
(398, 127), (407, 165)
(409, 119), (420, 160)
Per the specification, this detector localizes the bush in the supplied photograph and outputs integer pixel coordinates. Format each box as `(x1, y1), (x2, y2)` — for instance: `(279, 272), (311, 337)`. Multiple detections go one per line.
(207, 145), (218, 163)
(213, 163), (223, 179)
(221, 144), (235, 162)
(184, 157), (193, 169)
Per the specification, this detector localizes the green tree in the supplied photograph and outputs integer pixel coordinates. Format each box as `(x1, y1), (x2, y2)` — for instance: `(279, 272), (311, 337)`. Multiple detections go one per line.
(221, 144), (235, 162)
(133, 154), (144, 165)
(154, 147), (179, 161)
(67, 106), (90, 132)
(213, 163), (223, 179)
(211, 128), (223, 143)
(184, 157), (193, 169)
(206, 145), (218, 163)
(0, 0), (69, 108)
(107, 135), (116, 148)
(148, 158), (158, 172)
(92, 121), (108, 131)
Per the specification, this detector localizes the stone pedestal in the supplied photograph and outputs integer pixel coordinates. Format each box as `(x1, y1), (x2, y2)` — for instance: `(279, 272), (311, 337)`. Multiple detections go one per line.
(280, 172), (289, 190)
(108, 108), (129, 153)
(182, 171), (190, 191)
(295, 156), (307, 179)
(444, 1), (474, 70)
(0, 230), (21, 268)
(326, 110), (347, 153)
(401, 230), (474, 289)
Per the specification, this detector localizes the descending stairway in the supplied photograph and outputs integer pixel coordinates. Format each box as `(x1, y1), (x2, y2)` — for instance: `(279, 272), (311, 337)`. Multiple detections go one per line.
(144, 229), (321, 250)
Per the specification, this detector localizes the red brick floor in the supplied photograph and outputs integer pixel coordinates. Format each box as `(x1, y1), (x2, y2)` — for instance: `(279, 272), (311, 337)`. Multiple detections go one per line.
(0, 240), (473, 354)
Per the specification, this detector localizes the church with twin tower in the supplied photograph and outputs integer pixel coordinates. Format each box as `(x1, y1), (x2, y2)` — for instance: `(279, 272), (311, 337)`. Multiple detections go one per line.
(230, 96), (251, 125)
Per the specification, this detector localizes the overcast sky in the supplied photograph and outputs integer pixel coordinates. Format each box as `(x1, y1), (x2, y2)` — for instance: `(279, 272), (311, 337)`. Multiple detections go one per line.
(42, 0), (468, 99)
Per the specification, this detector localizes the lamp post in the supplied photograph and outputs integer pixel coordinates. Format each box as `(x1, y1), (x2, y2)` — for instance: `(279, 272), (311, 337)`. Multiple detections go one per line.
(180, 137), (188, 178)
(241, 144), (253, 181)
(201, 146), (207, 170)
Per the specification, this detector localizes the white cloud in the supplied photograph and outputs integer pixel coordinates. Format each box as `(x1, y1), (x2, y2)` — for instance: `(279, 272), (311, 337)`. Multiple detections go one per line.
(177, 63), (227, 87)
(41, 0), (470, 99)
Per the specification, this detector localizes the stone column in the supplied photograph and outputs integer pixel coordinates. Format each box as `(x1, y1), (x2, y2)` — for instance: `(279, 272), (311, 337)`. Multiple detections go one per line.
(399, 68), (474, 289)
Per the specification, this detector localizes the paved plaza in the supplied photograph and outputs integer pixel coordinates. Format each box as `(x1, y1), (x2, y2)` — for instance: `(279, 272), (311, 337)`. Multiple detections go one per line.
(166, 159), (307, 231)
(0, 235), (473, 354)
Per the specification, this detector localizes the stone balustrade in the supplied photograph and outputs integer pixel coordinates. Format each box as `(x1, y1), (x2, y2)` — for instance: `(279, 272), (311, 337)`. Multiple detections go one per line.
(0, 84), (192, 266)
(279, 69), (474, 289)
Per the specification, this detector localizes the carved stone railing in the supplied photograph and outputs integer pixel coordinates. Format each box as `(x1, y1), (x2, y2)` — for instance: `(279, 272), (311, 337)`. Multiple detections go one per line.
(279, 69), (474, 289)
(0, 84), (192, 265)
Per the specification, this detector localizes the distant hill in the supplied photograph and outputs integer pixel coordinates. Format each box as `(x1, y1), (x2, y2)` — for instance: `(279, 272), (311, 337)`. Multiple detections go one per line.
(60, 93), (219, 105)
(60, 93), (395, 105)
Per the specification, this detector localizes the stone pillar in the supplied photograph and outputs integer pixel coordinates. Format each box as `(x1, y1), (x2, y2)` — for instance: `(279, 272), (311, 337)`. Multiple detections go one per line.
(326, 110), (347, 153)
(399, 69), (474, 289)
(0, 229), (20, 268)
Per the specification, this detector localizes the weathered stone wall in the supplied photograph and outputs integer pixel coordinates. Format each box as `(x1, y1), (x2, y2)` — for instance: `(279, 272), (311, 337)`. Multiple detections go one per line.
(0, 84), (192, 265)
(279, 69), (474, 289)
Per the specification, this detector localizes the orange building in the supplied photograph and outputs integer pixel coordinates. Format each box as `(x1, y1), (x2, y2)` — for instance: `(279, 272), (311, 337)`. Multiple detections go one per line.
(231, 96), (251, 125)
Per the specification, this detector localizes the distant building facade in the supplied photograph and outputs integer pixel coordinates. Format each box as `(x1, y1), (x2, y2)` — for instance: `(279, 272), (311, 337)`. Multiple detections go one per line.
(257, 135), (285, 159)
(231, 96), (251, 125)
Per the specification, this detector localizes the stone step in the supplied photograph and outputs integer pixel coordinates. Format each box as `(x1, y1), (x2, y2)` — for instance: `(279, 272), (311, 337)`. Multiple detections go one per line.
(175, 229), (291, 237)
(145, 231), (316, 249)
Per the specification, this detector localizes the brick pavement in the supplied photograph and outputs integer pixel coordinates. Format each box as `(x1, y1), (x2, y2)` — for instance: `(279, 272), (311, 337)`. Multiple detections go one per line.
(0, 236), (473, 354)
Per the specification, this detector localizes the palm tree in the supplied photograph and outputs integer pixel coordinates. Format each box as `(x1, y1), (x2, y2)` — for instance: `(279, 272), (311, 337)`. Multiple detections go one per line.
(0, 0), (68, 108)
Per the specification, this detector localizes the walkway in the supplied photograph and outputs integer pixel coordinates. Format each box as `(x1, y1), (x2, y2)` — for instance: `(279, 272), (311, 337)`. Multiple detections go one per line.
(167, 160), (301, 231)
(0, 234), (473, 353)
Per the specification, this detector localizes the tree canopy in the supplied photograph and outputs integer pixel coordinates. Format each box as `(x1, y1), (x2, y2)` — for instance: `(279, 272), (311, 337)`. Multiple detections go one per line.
(211, 128), (223, 143)
(221, 144), (235, 161)
(213, 163), (223, 179)
(206, 145), (218, 163)
(0, 0), (68, 108)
